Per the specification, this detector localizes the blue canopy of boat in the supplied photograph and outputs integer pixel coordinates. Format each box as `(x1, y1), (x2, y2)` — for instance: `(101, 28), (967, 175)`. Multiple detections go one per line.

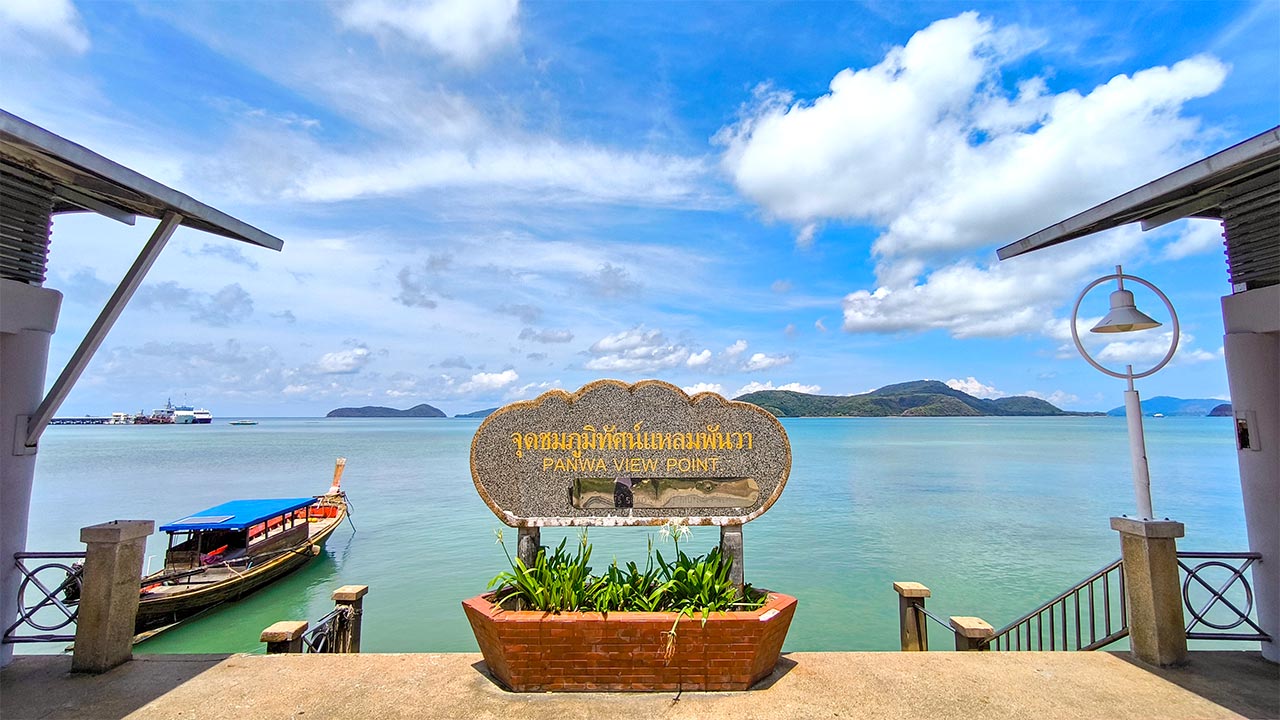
(160, 497), (317, 532)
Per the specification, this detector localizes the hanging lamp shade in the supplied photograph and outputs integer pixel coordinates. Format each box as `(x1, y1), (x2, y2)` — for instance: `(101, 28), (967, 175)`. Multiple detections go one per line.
(1090, 289), (1162, 333)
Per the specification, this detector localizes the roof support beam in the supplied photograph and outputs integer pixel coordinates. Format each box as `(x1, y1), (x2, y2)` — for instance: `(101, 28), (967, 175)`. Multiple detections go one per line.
(25, 211), (183, 447)
(53, 186), (137, 226)
(1138, 191), (1228, 231)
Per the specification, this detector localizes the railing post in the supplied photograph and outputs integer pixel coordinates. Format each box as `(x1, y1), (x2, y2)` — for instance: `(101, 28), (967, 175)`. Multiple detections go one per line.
(260, 620), (308, 654)
(949, 616), (994, 651)
(1111, 517), (1188, 667)
(71, 520), (154, 674)
(332, 584), (368, 653)
(517, 526), (540, 568)
(894, 582), (930, 651)
(720, 525), (745, 597)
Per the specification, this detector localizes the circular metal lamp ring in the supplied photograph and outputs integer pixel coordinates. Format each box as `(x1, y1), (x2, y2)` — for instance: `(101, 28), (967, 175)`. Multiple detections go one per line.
(1070, 271), (1180, 380)
(1182, 560), (1253, 631)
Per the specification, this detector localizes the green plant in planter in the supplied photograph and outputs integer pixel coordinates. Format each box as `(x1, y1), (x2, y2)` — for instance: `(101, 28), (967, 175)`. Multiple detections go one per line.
(488, 521), (765, 616)
(489, 529), (595, 612)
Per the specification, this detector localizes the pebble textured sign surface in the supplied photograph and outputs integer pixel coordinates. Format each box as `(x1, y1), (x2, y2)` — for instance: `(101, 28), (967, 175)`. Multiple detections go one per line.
(471, 379), (791, 527)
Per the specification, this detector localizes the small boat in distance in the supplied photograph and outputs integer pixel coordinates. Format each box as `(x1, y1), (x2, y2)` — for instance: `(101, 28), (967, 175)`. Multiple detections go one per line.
(228, 420), (258, 426)
(135, 458), (350, 640)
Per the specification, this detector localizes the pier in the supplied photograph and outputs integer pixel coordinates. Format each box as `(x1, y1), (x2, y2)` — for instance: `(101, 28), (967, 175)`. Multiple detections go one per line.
(2, 650), (1276, 720)
(48, 418), (111, 426)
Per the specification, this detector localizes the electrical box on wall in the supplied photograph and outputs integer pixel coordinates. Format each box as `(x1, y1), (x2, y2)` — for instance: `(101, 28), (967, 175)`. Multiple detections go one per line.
(1235, 410), (1261, 452)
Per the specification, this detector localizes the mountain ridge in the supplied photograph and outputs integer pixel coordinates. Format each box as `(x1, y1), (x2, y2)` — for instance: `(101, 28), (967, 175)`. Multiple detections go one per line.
(734, 380), (1095, 418)
(326, 403), (446, 418)
(1106, 396), (1229, 417)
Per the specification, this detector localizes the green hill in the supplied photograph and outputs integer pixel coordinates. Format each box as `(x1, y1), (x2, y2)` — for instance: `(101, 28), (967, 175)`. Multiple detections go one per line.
(456, 407), (497, 419)
(735, 380), (1090, 418)
(1106, 396), (1228, 417)
(326, 403), (445, 418)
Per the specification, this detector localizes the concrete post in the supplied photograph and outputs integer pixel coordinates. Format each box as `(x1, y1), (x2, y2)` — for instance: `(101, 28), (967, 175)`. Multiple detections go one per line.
(516, 526), (540, 568)
(260, 621), (308, 654)
(893, 582), (931, 651)
(71, 520), (154, 673)
(950, 616), (995, 651)
(1221, 290), (1279, 663)
(332, 585), (368, 653)
(719, 525), (745, 597)
(1111, 517), (1188, 667)
(0, 280), (62, 668)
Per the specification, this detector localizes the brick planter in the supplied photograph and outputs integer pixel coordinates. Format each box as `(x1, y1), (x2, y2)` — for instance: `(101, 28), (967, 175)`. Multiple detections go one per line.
(462, 591), (797, 692)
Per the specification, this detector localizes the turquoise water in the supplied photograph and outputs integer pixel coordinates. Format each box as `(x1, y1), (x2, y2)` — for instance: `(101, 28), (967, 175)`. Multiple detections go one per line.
(20, 416), (1246, 654)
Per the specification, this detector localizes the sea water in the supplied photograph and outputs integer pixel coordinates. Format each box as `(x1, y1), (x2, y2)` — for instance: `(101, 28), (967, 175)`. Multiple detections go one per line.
(19, 416), (1246, 654)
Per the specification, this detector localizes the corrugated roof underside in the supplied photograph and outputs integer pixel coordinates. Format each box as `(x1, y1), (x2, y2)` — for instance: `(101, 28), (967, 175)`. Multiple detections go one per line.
(0, 170), (53, 283)
(1223, 173), (1280, 291)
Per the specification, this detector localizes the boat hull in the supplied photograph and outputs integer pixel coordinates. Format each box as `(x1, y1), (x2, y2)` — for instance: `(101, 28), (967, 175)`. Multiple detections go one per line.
(135, 498), (347, 636)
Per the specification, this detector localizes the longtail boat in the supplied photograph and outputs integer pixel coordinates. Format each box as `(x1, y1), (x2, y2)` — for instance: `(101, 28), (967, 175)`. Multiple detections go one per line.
(135, 458), (350, 639)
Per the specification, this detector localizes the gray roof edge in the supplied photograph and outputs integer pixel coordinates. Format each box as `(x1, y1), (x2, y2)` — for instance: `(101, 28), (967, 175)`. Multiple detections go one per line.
(0, 109), (283, 251)
(998, 126), (1280, 260)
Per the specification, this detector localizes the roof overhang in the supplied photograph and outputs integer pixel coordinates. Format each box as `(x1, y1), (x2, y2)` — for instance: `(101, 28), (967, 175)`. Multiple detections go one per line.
(0, 109), (283, 251)
(998, 127), (1280, 261)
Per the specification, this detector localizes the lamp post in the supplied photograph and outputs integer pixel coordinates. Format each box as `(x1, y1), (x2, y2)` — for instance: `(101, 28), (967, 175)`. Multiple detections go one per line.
(1071, 265), (1179, 521)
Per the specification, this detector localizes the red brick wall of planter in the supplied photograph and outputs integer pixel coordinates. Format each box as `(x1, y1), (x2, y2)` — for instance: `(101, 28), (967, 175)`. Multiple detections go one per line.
(462, 591), (797, 692)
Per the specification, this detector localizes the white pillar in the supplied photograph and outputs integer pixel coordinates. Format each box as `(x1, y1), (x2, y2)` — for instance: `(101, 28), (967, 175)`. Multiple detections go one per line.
(1222, 286), (1279, 662)
(0, 280), (62, 667)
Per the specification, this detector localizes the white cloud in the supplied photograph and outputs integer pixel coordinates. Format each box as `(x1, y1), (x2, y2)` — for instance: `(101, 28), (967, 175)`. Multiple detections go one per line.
(682, 382), (725, 396)
(1025, 389), (1079, 406)
(0, 0), (89, 54)
(339, 0), (519, 66)
(584, 327), (689, 373)
(1092, 330), (1218, 368)
(519, 328), (574, 344)
(795, 223), (818, 250)
(1161, 219), (1225, 260)
(686, 349), (712, 367)
(814, 318), (827, 333)
(719, 12), (1228, 340)
(295, 142), (709, 208)
(840, 232), (1131, 337)
(945, 377), (1006, 399)
(733, 381), (822, 396)
(724, 340), (748, 357)
(743, 352), (793, 372)
(318, 346), (373, 374)
(456, 369), (519, 394)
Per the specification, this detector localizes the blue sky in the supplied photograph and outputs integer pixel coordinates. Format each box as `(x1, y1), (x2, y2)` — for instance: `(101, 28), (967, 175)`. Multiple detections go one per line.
(3, 1), (1276, 416)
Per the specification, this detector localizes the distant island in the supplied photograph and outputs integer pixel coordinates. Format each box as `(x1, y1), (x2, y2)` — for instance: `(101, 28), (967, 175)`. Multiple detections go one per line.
(735, 380), (1100, 418)
(456, 408), (497, 419)
(1106, 397), (1231, 418)
(326, 403), (445, 418)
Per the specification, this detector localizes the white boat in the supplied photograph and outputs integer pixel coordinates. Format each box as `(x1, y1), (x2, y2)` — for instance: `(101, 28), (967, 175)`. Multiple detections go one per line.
(173, 406), (195, 424)
(107, 412), (133, 425)
(228, 419), (257, 426)
(193, 409), (213, 424)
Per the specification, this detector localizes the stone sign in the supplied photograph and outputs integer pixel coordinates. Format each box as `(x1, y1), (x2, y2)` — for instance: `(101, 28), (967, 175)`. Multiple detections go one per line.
(470, 379), (791, 527)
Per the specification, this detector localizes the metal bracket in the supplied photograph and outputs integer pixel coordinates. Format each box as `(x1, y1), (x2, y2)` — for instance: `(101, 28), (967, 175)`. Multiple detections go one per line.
(12, 416), (36, 456)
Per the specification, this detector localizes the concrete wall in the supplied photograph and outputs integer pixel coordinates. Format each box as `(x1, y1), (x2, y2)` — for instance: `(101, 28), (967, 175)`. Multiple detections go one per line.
(0, 280), (62, 666)
(1221, 284), (1279, 663)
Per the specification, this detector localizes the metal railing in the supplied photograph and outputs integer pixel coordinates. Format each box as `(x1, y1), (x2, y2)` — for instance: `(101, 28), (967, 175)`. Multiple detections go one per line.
(2, 552), (86, 644)
(1178, 551), (1269, 643)
(301, 606), (354, 653)
(984, 558), (1128, 651)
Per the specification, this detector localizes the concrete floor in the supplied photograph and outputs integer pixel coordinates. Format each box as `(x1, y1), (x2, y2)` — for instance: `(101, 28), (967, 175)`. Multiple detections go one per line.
(2, 651), (1276, 720)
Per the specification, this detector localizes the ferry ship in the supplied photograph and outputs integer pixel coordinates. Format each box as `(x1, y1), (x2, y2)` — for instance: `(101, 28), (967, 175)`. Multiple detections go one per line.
(173, 405), (214, 424)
